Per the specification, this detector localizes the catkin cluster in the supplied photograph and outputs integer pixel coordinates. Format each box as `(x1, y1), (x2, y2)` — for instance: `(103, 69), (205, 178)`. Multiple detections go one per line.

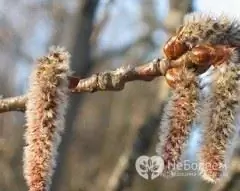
(157, 12), (240, 182)
(24, 47), (71, 191)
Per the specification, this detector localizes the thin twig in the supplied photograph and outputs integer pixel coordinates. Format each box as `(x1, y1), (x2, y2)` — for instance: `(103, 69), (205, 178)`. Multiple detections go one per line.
(0, 95), (27, 113)
(70, 58), (165, 93)
(0, 55), (189, 113)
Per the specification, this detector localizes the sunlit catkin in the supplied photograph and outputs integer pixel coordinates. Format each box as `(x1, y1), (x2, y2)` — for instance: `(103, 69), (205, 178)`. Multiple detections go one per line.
(180, 12), (240, 48)
(199, 63), (240, 183)
(23, 47), (71, 191)
(156, 68), (199, 176)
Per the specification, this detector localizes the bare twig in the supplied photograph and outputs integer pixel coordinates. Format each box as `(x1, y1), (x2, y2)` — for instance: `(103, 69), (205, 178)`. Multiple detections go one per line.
(70, 58), (166, 93)
(0, 95), (27, 113)
(0, 55), (190, 113)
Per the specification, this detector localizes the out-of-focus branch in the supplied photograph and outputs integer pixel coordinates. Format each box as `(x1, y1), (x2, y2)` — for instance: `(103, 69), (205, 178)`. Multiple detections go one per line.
(107, 0), (194, 190)
(164, 0), (193, 34)
(107, 104), (166, 191)
(90, 0), (115, 44)
(93, 33), (154, 63)
(51, 0), (100, 190)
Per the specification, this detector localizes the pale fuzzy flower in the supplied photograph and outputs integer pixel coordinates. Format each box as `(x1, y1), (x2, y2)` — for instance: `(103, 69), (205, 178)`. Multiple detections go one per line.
(23, 46), (71, 191)
(156, 69), (199, 176)
(199, 63), (240, 183)
(179, 12), (240, 49)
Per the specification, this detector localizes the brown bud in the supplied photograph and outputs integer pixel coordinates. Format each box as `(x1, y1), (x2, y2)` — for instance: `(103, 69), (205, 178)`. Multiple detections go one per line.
(189, 46), (212, 64)
(211, 45), (233, 66)
(189, 45), (233, 66)
(163, 36), (189, 60)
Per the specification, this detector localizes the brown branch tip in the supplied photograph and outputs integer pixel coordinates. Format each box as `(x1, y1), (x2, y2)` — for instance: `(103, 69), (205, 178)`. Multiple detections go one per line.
(0, 48), (180, 113)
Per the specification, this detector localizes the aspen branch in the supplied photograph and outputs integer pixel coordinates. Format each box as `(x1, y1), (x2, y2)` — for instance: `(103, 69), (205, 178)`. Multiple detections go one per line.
(0, 55), (187, 113)
(0, 95), (27, 113)
(69, 58), (167, 92)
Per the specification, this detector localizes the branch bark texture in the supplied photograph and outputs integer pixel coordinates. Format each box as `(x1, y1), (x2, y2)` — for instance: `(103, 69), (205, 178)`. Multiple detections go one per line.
(0, 57), (172, 113)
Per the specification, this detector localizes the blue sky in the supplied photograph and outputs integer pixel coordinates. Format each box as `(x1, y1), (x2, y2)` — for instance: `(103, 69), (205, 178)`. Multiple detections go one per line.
(195, 0), (240, 18)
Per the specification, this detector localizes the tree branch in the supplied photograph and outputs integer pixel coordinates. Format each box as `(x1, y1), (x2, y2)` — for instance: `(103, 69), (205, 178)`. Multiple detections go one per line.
(0, 95), (27, 113)
(0, 55), (189, 113)
(70, 58), (166, 93)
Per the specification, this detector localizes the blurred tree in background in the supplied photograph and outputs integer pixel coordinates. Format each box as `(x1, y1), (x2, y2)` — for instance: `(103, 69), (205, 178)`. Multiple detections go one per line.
(0, 0), (239, 191)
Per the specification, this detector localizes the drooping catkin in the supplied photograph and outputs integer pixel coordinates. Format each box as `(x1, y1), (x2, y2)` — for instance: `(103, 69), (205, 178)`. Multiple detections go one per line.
(23, 47), (71, 191)
(199, 63), (240, 183)
(156, 68), (199, 176)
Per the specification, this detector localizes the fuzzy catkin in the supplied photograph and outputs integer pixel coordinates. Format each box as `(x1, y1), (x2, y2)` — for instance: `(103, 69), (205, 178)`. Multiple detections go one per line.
(23, 47), (71, 191)
(156, 69), (199, 176)
(199, 63), (240, 183)
(178, 12), (240, 49)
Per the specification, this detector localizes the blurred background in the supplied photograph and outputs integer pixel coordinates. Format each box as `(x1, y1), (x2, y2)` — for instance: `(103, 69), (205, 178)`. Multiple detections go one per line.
(0, 0), (239, 190)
